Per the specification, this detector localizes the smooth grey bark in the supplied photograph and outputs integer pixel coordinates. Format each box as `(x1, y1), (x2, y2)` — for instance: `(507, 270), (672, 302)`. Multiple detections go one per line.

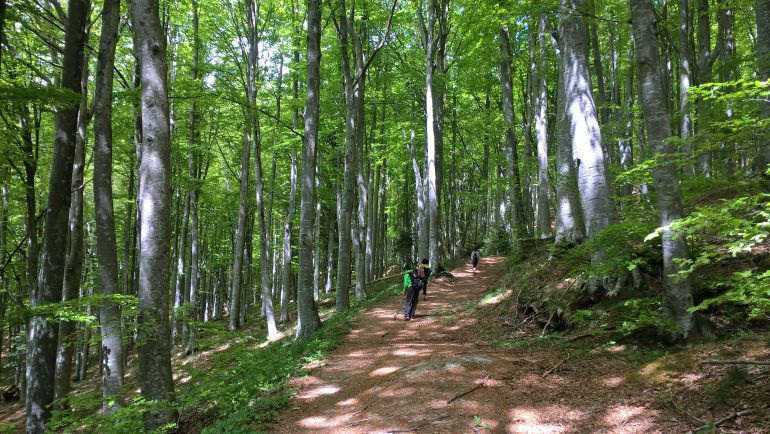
(696, 0), (718, 175)
(335, 0), (356, 312)
(255, 103), (278, 340)
(296, 0), (322, 340)
(25, 1), (87, 431)
(536, 16), (553, 239)
(131, 0), (178, 427)
(559, 0), (614, 252)
(551, 16), (586, 245)
(92, 0), (124, 413)
(184, 0), (201, 355)
(406, 129), (427, 259)
(231, 0), (260, 331)
(631, 0), (694, 340)
(619, 40), (635, 198)
(424, 0), (440, 269)
(353, 26), (368, 300)
(325, 200), (336, 293)
(172, 191), (189, 342)
(757, 0), (770, 173)
(54, 52), (88, 407)
(313, 171), (322, 300)
(229, 130), (250, 332)
(717, 0), (736, 176)
(280, 149), (297, 323)
(500, 26), (525, 252)
(679, 0), (695, 174)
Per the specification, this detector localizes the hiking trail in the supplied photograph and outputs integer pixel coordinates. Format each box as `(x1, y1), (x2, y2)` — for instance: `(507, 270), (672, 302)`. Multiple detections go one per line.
(271, 257), (662, 433)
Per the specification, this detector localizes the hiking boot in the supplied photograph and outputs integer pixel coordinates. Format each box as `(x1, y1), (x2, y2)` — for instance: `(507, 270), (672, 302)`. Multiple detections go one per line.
(405, 317), (411, 321)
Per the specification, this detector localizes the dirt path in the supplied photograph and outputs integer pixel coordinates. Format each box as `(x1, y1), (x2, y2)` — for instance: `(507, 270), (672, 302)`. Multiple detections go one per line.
(272, 257), (667, 433)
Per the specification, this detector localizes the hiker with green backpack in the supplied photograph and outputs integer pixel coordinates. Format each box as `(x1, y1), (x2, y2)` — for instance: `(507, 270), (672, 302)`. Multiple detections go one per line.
(403, 258), (431, 321)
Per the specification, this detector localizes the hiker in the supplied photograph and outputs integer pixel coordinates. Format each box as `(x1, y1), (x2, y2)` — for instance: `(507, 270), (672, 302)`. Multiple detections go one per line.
(471, 249), (480, 273)
(416, 257), (432, 297)
(403, 262), (421, 320)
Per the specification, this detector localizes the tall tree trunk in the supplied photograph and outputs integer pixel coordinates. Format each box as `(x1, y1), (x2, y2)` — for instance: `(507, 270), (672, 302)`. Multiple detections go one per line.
(93, 0), (123, 414)
(536, 15), (553, 239)
(280, 149), (297, 322)
(696, 0), (717, 175)
(296, 0), (322, 340)
(559, 0), (614, 258)
(679, 0), (695, 174)
(131, 0), (178, 427)
(54, 50), (89, 407)
(25, 1), (87, 431)
(425, 0), (440, 268)
(335, 0), (356, 312)
(756, 0), (770, 173)
(553, 15), (586, 245)
(631, 0), (694, 340)
(500, 26), (525, 253)
(717, 0), (736, 176)
(257, 50), (278, 338)
(184, 0), (201, 355)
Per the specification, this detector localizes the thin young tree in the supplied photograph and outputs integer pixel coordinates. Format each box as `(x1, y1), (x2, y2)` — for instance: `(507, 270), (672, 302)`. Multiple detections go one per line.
(757, 0), (770, 173)
(93, 0), (124, 413)
(25, 1), (88, 431)
(131, 0), (178, 426)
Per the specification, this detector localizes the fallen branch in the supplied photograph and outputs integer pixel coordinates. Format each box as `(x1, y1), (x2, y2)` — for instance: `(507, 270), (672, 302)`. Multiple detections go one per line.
(381, 330), (390, 338)
(562, 327), (619, 343)
(447, 375), (489, 404)
(685, 409), (754, 434)
(348, 418), (370, 427)
(350, 405), (369, 418)
(701, 359), (770, 366)
(542, 352), (570, 377)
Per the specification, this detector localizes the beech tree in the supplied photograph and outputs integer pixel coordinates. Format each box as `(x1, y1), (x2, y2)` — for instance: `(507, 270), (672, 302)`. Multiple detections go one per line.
(631, 0), (694, 339)
(131, 0), (178, 427)
(25, 0), (88, 431)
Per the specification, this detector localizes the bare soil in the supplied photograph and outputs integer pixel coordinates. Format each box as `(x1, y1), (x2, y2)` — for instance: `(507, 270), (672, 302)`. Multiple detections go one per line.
(271, 256), (770, 434)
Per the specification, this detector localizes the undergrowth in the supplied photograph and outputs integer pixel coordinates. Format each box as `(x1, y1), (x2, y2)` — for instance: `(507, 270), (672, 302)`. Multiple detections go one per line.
(47, 279), (403, 433)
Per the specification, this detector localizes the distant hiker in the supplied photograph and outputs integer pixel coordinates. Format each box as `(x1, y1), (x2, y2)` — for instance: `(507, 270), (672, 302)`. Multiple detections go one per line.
(416, 258), (432, 297)
(471, 249), (480, 273)
(403, 262), (421, 321)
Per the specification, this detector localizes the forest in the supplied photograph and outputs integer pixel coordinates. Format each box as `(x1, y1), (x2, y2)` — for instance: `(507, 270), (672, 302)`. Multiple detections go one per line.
(1, 0), (769, 432)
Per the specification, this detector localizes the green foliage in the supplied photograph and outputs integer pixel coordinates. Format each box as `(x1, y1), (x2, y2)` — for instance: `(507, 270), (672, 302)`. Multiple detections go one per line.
(482, 222), (511, 255)
(665, 191), (770, 319)
(472, 415), (489, 429)
(0, 424), (16, 434)
(616, 298), (677, 336)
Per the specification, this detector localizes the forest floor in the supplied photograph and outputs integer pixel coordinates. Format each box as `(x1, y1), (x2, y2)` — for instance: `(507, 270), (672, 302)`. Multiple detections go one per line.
(270, 256), (770, 434)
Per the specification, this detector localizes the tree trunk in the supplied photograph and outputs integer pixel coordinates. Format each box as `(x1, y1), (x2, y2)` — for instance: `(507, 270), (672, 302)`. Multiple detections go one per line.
(280, 148), (297, 322)
(54, 51), (89, 407)
(92, 0), (123, 414)
(717, 0), (736, 176)
(296, 0), (322, 340)
(559, 0), (614, 255)
(425, 0), (440, 269)
(26, 1), (87, 430)
(536, 15), (553, 239)
(131, 0), (178, 427)
(696, 0), (717, 175)
(679, 0), (695, 174)
(631, 0), (694, 340)
(335, 0), (356, 312)
(757, 0), (770, 173)
(553, 17), (586, 245)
